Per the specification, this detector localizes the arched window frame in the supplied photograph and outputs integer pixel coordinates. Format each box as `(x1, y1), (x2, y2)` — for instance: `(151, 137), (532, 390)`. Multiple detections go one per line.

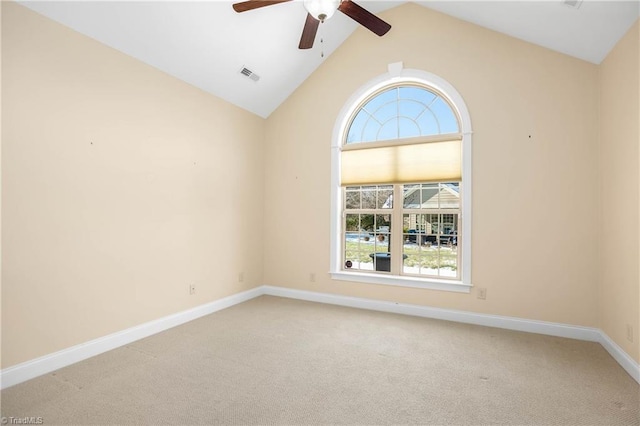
(330, 65), (473, 292)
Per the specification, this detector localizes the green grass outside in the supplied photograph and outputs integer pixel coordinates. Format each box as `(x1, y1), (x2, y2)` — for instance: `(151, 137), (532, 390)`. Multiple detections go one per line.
(345, 240), (457, 270)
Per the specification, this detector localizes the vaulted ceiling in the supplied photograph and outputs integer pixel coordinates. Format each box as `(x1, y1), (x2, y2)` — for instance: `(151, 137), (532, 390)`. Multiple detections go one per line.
(19, 1), (640, 118)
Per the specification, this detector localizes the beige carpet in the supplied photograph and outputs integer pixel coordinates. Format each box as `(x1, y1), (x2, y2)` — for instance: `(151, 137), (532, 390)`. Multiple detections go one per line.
(1, 295), (639, 425)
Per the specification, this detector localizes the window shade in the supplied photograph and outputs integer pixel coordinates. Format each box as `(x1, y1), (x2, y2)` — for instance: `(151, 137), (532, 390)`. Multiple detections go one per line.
(341, 139), (461, 186)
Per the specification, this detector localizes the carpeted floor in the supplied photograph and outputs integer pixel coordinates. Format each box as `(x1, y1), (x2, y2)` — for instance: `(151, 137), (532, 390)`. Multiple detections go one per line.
(1, 295), (639, 425)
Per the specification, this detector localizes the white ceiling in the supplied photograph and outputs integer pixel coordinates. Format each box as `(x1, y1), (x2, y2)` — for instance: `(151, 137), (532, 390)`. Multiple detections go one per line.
(19, 1), (640, 118)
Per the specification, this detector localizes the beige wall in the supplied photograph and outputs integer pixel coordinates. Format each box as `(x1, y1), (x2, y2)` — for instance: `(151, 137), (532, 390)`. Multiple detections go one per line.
(264, 3), (601, 326)
(2, 1), (637, 371)
(599, 21), (640, 362)
(1, 2), (265, 368)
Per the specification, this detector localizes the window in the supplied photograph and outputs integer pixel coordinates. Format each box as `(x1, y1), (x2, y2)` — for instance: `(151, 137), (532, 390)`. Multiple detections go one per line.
(330, 67), (472, 292)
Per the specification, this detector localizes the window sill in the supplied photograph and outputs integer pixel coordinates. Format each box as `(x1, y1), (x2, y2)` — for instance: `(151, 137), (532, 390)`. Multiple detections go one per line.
(330, 271), (472, 293)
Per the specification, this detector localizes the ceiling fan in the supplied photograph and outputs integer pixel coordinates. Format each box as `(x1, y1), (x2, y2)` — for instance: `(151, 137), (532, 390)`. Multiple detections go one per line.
(232, 0), (392, 49)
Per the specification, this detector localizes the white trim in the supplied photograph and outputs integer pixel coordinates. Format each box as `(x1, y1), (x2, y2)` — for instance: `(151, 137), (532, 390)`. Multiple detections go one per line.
(330, 272), (471, 293)
(262, 285), (600, 340)
(330, 66), (473, 287)
(388, 61), (403, 76)
(0, 287), (263, 390)
(598, 330), (640, 382)
(3, 285), (638, 389)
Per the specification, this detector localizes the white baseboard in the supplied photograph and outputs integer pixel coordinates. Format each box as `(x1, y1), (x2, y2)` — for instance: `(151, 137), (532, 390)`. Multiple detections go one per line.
(0, 286), (263, 390)
(3, 284), (638, 389)
(598, 330), (640, 383)
(262, 285), (601, 341)
(261, 285), (640, 383)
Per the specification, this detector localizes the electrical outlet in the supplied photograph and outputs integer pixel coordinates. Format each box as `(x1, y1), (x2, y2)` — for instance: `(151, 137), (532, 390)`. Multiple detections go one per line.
(477, 287), (487, 300)
(310, 273), (316, 283)
(626, 324), (633, 342)
(238, 272), (244, 282)
(189, 284), (196, 295)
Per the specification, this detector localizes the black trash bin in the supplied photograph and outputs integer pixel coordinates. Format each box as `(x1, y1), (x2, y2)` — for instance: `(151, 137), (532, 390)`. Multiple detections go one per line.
(369, 253), (408, 272)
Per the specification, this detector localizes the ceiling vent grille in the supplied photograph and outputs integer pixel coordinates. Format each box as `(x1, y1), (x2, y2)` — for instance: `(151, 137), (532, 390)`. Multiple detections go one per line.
(240, 67), (260, 82)
(563, 0), (583, 9)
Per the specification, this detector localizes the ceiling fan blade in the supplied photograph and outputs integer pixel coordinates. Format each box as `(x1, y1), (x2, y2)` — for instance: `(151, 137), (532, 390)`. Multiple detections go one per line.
(338, 0), (391, 37)
(298, 13), (320, 49)
(232, 0), (292, 13)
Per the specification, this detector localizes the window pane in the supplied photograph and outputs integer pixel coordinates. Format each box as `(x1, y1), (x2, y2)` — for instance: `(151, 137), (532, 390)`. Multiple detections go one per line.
(346, 110), (370, 144)
(429, 214), (441, 235)
(431, 97), (459, 133)
(345, 190), (360, 210)
(403, 214), (424, 243)
(374, 102), (399, 124)
(418, 214), (432, 234)
(362, 118), (380, 143)
(378, 118), (399, 140)
(402, 214), (420, 274)
(345, 85), (460, 144)
(345, 214), (360, 232)
(344, 249), (374, 271)
(374, 214), (391, 254)
(398, 99), (423, 120)
(438, 244), (458, 278)
(361, 214), (375, 232)
(372, 211), (391, 271)
(344, 250), (357, 269)
(421, 184), (440, 209)
(398, 117), (421, 139)
(403, 185), (421, 208)
(377, 186), (393, 209)
(416, 110), (440, 136)
(344, 212), (376, 272)
(441, 214), (455, 236)
(361, 187), (377, 209)
(362, 88), (396, 113)
(403, 251), (421, 275)
(440, 183), (460, 209)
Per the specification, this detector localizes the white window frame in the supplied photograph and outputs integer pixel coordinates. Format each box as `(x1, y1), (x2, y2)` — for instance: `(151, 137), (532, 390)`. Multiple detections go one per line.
(330, 65), (473, 293)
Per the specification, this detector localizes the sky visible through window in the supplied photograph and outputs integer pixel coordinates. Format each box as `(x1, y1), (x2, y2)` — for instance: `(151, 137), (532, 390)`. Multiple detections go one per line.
(346, 86), (459, 144)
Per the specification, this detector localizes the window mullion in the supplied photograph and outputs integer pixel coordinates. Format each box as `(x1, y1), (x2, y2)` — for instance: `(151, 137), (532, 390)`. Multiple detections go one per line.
(391, 184), (403, 275)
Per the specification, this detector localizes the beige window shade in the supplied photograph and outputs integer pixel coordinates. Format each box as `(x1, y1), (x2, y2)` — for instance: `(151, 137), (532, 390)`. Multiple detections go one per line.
(341, 139), (461, 186)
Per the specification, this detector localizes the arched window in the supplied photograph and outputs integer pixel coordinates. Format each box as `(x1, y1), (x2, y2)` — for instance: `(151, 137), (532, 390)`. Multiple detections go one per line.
(330, 65), (472, 292)
(346, 85), (459, 144)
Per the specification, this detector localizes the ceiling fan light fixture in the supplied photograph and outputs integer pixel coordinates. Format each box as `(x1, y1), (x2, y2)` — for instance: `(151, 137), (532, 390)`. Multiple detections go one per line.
(303, 0), (341, 22)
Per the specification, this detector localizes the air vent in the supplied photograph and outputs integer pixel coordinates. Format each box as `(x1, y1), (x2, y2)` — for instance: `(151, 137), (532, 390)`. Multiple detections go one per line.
(563, 0), (583, 9)
(240, 67), (260, 82)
